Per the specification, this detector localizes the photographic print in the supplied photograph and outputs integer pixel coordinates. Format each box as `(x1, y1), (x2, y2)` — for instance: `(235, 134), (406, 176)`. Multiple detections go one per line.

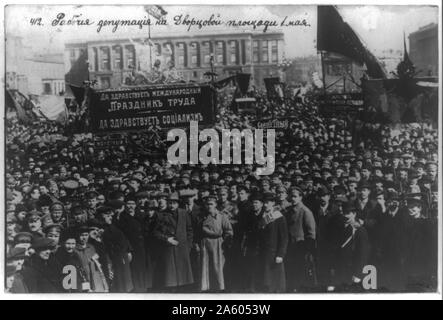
(3, 2), (440, 297)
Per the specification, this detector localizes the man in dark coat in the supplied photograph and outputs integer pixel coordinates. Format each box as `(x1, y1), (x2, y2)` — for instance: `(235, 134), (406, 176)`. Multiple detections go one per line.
(21, 238), (62, 293)
(285, 186), (317, 292)
(143, 199), (160, 291)
(333, 203), (370, 291)
(115, 197), (148, 292)
(378, 195), (406, 291)
(257, 192), (288, 293)
(401, 198), (438, 292)
(179, 189), (204, 292)
(153, 192), (194, 291)
(98, 205), (134, 293)
(312, 187), (342, 290)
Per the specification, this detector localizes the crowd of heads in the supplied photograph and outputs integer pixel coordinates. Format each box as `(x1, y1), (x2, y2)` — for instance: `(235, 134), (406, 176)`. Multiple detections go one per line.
(5, 84), (439, 293)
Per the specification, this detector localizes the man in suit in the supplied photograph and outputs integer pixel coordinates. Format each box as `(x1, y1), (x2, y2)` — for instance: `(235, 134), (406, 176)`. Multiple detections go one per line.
(153, 192), (194, 291)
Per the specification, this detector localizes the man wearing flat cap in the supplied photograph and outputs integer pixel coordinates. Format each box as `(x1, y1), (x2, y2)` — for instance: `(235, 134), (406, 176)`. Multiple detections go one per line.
(285, 186), (317, 292)
(153, 192), (194, 291)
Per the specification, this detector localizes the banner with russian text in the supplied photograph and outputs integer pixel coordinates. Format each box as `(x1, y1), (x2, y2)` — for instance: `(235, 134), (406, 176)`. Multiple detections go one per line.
(88, 83), (215, 133)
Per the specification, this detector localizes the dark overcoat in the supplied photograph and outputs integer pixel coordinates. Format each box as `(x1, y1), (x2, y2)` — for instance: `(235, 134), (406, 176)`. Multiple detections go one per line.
(257, 211), (288, 293)
(117, 211), (148, 292)
(102, 224), (134, 292)
(153, 208), (194, 288)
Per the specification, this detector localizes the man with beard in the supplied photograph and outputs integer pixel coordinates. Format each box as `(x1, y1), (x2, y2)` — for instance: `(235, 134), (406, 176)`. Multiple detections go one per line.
(153, 192), (193, 291)
(98, 205), (134, 293)
(256, 192), (288, 293)
(115, 197), (148, 292)
(21, 237), (61, 292)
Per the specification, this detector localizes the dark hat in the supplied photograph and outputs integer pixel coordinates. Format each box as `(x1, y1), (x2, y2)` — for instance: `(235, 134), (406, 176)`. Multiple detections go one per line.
(406, 197), (422, 207)
(317, 186), (330, 196)
(334, 194), (349, 204)
(145, 199), (158, 209)
(43, 223), (63, 234)
(77, 224), (93, 235)
(14, 232), (33, 244)
(88, 218), (105, 229)
(135, 191), (150, 199)
(85, 190), (99, 199)
(50, 201), (64, 210)
(250, 192), (263, 202)
(31, 237), (56, 251)
(7, 247), (27, 261)
(343, 203), (357, 214)
(357, 182), (372, 190)
(26, 211), (41, 222)
(263, 192), (276, 202)
(107, 199), (125, 209)
(38, 194), (53, 207)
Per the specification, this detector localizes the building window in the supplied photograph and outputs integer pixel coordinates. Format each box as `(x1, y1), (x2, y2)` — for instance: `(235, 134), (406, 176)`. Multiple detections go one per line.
(262, 41), (269, 63)
(271, 40), (278, 63)
(113, 46), (122, 70)
(215, 41), (225, 65)
(193, 71), (198, 78)
(253, 40), (259, 63)
(44, 83), (51, 94)
(125, 45), (136, 69)
(230, 41), (238, 64)
(100, 47), (110, 71)
(190, 42), (199, 67)
(93, 48), (98, 71)
(177, 43), (185, 67)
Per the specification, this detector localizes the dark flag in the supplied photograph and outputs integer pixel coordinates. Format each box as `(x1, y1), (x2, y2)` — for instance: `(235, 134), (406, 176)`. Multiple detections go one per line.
(69, 84), (86, 105)
(317, 5), (386, 79)
(264, 77), (284, 101)
(65, 49), (89, 88)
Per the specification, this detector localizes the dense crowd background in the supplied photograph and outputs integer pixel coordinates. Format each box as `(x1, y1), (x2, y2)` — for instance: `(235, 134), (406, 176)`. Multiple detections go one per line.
(5, 85), (439, 293)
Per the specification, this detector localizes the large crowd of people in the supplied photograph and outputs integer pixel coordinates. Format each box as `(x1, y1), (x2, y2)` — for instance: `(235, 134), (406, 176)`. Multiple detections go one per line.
(5, 85), (439, 293)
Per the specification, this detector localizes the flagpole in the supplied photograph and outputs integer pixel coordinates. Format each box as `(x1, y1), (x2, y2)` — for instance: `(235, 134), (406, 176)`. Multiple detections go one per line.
(320, 51), (327, 95)
(148, 13), (152, 70)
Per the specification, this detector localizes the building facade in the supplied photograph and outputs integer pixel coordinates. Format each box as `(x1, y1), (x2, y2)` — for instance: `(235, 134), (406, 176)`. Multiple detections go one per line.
(64, 31), (285, 89)
(6, 35), (65, 96)
(409, 23), (438, 77)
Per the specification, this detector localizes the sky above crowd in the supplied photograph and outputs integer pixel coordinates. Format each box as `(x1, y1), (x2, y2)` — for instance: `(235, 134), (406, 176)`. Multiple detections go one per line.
(5, 4), (439, 58)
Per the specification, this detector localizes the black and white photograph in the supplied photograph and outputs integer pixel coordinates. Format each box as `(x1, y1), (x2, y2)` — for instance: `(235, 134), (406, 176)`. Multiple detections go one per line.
(2, 1), (441, 298)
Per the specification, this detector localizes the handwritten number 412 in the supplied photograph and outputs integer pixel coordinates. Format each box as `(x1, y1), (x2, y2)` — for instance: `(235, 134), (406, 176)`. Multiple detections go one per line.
(30, 18), (43, 26)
